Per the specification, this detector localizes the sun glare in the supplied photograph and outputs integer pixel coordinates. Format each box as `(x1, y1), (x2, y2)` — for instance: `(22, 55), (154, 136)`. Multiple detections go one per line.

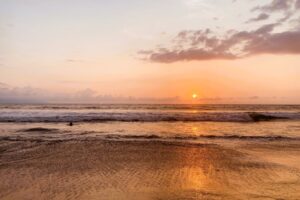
(192, 93), (198, 99)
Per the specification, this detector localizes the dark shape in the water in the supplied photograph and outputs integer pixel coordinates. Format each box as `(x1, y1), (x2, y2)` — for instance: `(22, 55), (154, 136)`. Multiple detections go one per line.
(69, 122), (73, 126)
(248, 113), (287, 122)
(22, 127), (57, 132)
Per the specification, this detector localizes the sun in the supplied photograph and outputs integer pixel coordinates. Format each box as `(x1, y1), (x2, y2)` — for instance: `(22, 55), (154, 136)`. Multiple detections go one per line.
(192, 93), (198, 99)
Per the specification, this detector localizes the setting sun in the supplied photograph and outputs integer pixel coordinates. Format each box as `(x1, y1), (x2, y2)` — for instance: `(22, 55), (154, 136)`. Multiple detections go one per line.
(192, 94), (198, 99)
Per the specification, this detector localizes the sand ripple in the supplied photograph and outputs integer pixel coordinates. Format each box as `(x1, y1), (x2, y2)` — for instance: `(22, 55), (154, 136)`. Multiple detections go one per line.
(0, 140), (300, 200)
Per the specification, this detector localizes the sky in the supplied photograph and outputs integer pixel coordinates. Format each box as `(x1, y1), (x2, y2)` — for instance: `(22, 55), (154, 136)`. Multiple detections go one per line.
(0, 0), (300, 104)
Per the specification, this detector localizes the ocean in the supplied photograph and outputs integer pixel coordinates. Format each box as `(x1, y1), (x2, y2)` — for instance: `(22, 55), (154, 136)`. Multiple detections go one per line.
(1, 104), (299, 142)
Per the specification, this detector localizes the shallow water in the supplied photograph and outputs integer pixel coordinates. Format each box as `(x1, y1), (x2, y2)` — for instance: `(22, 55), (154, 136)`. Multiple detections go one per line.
(0, 121), (300, 143)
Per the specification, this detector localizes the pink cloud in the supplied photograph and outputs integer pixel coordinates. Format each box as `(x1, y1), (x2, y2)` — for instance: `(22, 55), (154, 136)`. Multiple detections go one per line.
(138, 0), (300, 63)
(247, 13), (270, 23)
(138, 23), (300, 63)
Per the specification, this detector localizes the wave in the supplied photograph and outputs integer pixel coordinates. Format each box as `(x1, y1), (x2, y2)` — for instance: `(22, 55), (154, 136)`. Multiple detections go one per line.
(0, 111), (299, 123)
(248, 113), (287, 122)
(1, 133), (298, 143)
(102, 134), (298, 141)
(20, 127), (58, 132)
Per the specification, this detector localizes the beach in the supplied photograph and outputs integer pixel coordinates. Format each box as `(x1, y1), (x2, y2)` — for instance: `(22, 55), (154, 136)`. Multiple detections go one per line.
(1, 138), (300, 200)
(0, 104), (300, 199)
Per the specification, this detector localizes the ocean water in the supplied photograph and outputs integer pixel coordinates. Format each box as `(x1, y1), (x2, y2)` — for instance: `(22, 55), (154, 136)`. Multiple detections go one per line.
(0, 104), (299, 143)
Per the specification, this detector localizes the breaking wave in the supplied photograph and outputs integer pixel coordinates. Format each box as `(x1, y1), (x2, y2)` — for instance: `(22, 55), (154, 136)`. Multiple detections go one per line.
(0, 111), (299, 123)
(20, 127), (59, 132)
(101, 134), (299, 141)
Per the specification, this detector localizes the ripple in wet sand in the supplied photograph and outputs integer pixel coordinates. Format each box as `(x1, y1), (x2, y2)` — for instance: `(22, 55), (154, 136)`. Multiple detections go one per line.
(0, 140), (299, 200)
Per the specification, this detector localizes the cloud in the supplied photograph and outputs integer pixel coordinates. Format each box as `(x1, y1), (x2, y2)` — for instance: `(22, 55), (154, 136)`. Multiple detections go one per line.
(139, 0), (300, 64)
(251, 0), (300, 23)
(0, 82), (8, 89)
(245, 31), (300, 55)
(296, 0), (300, 9)
(0, 85), (179, 104)
(142, 49), (236, 63)
(246, 13), (269, 23)
(0, 85), (49, 103)
(139, 22), (300, 63)
(252, 0), (294, 12)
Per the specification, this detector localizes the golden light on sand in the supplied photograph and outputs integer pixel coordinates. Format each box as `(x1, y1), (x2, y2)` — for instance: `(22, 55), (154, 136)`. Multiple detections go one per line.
(192, 93), (198, 99)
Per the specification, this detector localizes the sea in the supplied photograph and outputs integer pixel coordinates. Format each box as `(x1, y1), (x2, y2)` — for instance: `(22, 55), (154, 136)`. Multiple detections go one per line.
(0, 104), (299, 143)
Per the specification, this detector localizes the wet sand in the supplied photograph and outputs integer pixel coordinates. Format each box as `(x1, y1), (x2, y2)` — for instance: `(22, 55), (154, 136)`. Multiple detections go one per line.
(0, 139), (300, 200)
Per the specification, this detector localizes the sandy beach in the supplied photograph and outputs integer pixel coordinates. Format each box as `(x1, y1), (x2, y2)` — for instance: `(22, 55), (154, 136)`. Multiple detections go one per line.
(1, 138), (299, 200)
